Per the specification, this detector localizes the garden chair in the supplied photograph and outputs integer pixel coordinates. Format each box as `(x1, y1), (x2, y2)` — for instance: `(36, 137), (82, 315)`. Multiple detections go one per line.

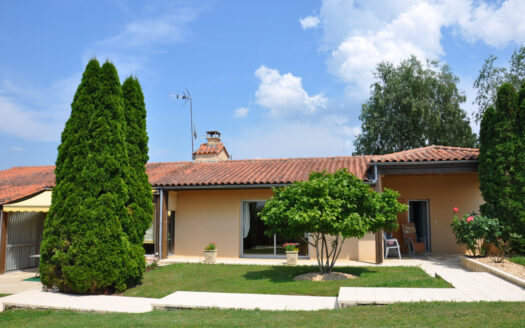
(383, 232), (401, 259)
(401, 223), (426, 256)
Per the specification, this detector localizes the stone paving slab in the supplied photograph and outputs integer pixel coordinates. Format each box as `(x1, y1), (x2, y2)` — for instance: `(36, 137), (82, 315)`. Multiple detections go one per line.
(0, 270), (42, 294)
(152, 291), (338, 311)
(0, 290), (153, 313)
(338, 256), (525, 307)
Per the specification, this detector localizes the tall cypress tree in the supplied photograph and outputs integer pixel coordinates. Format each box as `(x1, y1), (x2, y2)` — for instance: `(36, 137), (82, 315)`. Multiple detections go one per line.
(479, 83), (524, 253)
(40, 60), (140, 293)
(40, 59), (102, 291)
(122, 77), (153, 246)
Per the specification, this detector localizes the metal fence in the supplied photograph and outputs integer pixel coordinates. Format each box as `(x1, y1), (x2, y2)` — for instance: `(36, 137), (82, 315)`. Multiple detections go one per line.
(6, 212), (45, 271)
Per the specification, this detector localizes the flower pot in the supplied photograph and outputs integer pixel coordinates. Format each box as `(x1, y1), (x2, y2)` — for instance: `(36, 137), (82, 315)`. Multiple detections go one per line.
(204, 249), (217, 264)
(286, 251), (299, 265)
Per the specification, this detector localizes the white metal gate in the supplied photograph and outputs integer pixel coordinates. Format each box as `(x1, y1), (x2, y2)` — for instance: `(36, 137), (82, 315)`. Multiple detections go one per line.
(6, 212), (45, 271)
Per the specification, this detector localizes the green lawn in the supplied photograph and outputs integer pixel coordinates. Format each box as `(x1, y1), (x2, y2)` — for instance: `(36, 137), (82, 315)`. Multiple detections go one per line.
(509, 256), (525, 266)
(1, 302), (524, 327)
(0, 294), (9, 298)
(123, 263), (450, 298)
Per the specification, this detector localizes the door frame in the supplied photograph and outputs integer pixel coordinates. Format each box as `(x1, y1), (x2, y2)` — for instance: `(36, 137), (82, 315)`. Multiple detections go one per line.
(407, 199), (431, 252)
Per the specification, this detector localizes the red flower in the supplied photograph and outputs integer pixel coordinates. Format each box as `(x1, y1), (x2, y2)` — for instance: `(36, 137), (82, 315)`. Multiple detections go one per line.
(466, 216), (474, 223)
(453, 207), (459, 213)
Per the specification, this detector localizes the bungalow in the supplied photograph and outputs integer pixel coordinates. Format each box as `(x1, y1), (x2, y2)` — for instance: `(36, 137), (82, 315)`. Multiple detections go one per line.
(0, 131), (481, 273)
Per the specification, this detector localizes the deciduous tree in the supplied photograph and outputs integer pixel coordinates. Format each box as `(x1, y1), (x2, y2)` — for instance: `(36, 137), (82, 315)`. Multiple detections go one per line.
(474, 46), (525, 123)
(353, 56), (477, 155)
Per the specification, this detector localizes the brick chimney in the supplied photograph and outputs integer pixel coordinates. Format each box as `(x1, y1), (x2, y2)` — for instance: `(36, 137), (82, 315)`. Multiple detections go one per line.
(193, 131), (230, 162)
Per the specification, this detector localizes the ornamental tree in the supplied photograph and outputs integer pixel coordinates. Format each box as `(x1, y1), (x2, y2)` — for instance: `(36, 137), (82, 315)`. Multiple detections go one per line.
(479, 82), (525, 253)
(122, 76), (153, 276)
(40, 60), (141, 293)
(259, 169), (407, 274)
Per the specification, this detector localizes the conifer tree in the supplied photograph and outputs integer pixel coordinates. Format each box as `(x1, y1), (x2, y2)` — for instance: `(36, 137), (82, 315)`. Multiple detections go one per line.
(40, 59), (103, 291)
(122, 77), (153, 246)
(40, 60), (140, 293)
(479, 83), (525, 253)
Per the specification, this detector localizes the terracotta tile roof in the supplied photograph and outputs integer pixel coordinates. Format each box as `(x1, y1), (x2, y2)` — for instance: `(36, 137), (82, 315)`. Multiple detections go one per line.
(0, 145), (480, 205)
(146, 156), (372, 187)
(0, 166), (55, 205)
(193, 142), (228, 155)
(371, 145), (479, 163)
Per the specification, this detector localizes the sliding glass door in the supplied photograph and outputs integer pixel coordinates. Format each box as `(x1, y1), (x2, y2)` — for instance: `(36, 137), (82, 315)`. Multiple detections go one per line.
(241, 201), (308, 257)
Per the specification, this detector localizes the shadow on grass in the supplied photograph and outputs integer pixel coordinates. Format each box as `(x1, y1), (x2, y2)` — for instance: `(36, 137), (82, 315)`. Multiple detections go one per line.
(242, 266), (375, 283)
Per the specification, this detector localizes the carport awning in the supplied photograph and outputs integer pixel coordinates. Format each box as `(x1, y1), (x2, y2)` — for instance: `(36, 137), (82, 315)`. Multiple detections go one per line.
(3, 190), (51, 212)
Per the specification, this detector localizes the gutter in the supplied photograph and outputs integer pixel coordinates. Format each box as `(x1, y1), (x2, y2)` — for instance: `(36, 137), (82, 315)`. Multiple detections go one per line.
(371, 159), (478, 166)
(153, 183), (291, 191)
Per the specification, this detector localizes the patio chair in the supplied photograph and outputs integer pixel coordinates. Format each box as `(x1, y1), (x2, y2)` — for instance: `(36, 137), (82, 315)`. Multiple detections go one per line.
(401, 223), (426, 256)
(383, 232), (401, 259)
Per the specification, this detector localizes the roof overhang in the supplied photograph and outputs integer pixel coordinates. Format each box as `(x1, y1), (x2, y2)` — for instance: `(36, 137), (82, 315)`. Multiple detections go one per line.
(2, 190), (51, 212)
(372, 160), (478, 176)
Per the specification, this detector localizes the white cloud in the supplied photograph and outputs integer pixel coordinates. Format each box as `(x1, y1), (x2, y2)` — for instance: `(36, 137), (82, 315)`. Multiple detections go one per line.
(95, 11), (197, 49)
(254, 65), (327, 117)
(0, 74), (79, 142)
(457, 0), (525, 47)
(229, 117), (361, 159)
(316, 0), (523, 96)
(0, 95), (62, 142)
(234, 107), (249, 118)
(326, 1), (451, 93)
(299, 16), (320, 30)
(85, 6), (201, 76)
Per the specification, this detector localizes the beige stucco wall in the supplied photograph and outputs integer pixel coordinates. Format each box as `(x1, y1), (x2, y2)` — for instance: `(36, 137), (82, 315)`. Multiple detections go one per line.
(381, 173), (483, 254)
(173, 189), (272, 257)
(307, 233), (377, 263)
(171, 188), (376, 261)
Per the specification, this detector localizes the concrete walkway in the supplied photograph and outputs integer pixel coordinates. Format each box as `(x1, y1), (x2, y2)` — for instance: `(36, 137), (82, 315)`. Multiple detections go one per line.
(337, 255), (525, 307)
(159, 255), (428, 267)
(0, 290), (153, 313)
(153, 291), (337, 311)
(0, 269), (41, 294)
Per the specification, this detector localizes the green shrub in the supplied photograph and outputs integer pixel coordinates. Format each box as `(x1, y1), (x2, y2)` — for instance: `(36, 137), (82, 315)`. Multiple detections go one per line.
(451, 213), (501, 257)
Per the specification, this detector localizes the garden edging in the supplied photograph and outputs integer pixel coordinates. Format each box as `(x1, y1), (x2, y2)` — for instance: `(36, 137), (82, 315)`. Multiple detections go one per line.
(460, 256), (525, 288)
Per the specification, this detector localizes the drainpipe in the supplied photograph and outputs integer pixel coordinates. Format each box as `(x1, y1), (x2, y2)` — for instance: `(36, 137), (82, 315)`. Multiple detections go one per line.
(159, 189), (163, 259)
(364, 164), (384, 264)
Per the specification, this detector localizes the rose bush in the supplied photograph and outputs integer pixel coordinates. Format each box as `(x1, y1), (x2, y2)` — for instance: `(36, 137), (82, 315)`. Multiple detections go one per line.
(451, 210), (501, 257)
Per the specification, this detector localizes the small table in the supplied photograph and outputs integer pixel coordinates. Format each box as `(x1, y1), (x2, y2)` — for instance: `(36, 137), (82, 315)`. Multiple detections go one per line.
(29, 254), (40, 277)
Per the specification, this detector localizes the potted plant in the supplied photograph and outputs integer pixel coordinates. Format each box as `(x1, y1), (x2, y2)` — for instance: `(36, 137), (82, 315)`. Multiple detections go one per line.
(284, 243), (299, 265)
(204, 242), (217, 264)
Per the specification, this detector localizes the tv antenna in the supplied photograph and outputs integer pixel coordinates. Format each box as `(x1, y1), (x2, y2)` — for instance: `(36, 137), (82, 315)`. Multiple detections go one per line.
(170, 89), (197, 159)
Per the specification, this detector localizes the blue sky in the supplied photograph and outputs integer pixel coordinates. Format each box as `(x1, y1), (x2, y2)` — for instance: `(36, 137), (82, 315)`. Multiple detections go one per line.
(0, 0), (523, 169)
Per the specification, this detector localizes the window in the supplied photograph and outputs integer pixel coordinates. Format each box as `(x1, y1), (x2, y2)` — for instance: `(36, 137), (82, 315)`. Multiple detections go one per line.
(241, 201), (308, 257)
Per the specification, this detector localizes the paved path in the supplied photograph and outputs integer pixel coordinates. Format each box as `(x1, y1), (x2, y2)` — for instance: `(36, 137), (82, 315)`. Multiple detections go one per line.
(153, 291), (337, 311)
(159, 255), (429, 267)
(0, 270), (41, 294)
(0, 290), (153, 313)
(337, 256), (525, 307)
